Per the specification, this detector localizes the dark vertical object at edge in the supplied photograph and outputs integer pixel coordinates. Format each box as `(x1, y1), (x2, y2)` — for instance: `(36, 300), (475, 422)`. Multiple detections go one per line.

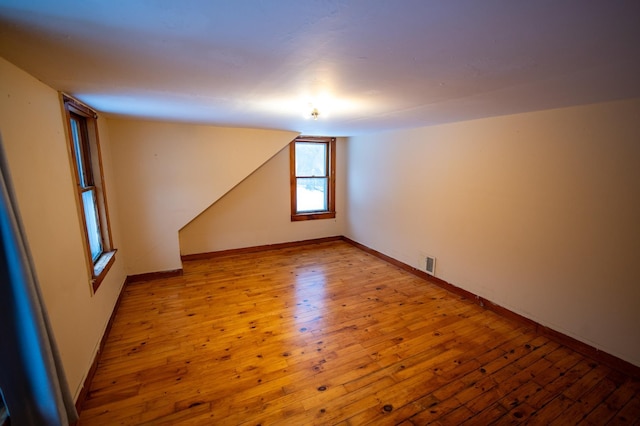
(0, 133), (78, 425)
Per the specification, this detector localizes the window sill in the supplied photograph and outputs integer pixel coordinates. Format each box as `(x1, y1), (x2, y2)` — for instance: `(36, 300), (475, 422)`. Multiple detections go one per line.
(291, 211), (336, 221)
(92, 249), (117, 292)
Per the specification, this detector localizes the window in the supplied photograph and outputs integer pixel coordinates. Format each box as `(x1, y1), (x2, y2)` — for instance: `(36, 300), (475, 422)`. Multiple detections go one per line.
(290, 136), (336, 221)
(62, 94), (116, 292)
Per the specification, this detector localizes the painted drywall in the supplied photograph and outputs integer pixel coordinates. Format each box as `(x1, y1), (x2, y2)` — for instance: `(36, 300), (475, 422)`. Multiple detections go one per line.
(0, 57), (127, 399)
(346, 98), (640, 367)
(106, 119), (298, 275)
(179, 138), (347, 255)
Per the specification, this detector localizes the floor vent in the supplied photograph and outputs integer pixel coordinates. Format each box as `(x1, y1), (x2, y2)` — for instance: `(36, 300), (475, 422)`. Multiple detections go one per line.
(425, 256), (436, 275)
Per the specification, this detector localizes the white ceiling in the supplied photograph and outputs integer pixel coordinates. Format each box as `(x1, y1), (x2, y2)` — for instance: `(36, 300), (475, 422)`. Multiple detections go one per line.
(1, 1), (639, 136)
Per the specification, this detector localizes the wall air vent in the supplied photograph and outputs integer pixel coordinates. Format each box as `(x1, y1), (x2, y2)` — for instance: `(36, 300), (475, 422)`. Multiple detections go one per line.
(425, 256), (436, 275)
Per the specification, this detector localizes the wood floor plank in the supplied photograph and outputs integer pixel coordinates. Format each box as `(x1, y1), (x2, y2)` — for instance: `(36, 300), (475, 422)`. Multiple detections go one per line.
(613, 394), (640, 425)
(77, 241), (640, 425)
(550, 376), (618, 425)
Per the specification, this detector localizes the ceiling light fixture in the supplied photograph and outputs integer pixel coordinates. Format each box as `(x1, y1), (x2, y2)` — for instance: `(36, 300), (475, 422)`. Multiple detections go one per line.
(310, 108), (319, 120)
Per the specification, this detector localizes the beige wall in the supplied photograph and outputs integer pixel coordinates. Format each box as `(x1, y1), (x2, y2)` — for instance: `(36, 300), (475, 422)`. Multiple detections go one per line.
(0, 57), (127, 399)
(346, 98), (640, 367)
(107, 119), (298, 275)
(179, 138), (347, 254)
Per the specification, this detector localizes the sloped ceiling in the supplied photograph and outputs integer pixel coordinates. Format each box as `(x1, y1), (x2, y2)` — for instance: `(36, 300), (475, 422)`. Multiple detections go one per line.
(1, 0), (639, 136)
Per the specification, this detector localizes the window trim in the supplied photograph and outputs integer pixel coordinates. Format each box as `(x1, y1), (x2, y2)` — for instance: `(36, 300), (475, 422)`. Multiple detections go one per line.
(290, 136), (336, 221)
(62, 94), (116, 292)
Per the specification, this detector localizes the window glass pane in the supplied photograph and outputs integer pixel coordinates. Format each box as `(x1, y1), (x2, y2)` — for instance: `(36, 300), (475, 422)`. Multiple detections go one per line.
(82, 190), (103, 261)
(70, 117), (87, 187)
(296, 177), (328, 212)
(295, 142), (327, 177)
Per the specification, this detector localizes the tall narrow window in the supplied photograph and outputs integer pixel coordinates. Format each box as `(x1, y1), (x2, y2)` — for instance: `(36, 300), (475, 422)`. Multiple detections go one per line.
(290, 136), (336, 221)
(63, 94), (116, 292)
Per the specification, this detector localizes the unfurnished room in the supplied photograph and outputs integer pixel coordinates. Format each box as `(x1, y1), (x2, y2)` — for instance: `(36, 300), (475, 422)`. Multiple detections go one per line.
(1, 1), (640, 425)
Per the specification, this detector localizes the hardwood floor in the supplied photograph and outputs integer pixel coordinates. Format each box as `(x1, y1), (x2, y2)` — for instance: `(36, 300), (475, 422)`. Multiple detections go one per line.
(78, 241), (640, 425)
